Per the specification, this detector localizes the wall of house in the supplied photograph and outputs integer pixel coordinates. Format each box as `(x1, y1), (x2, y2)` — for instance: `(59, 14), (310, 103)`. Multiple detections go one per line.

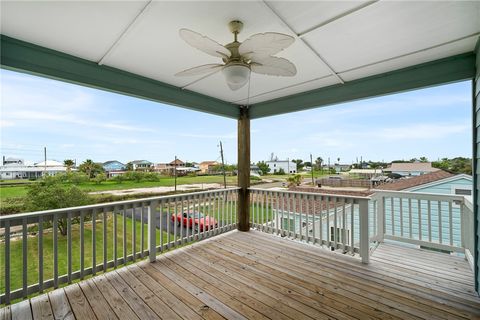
(409, 177), (472, 195)
(474, 38), (480, 293)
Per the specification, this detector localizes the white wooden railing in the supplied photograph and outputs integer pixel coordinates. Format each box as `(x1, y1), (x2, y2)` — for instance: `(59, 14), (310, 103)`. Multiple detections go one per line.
(0, 188), (239, 304)
(249, 188), (475, 268)
(372, 190), (474, 267)
(249, 188), (372, 264)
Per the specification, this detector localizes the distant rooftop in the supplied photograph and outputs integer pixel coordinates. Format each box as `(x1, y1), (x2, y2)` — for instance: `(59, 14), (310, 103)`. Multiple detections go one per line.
(375, 170), (454, 191)
(386, 162), (439, 173)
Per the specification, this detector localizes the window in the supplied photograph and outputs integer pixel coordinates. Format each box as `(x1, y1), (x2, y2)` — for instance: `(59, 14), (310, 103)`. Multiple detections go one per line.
(455, 188), (471, 195)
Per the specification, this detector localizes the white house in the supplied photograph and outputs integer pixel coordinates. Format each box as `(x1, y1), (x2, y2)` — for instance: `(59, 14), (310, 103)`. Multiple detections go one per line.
(266, 160), (297, 174)
(0, 158), (69, 180)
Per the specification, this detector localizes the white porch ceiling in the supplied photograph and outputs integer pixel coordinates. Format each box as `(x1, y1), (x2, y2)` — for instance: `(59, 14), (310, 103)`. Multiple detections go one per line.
(1, 1), (479, 105)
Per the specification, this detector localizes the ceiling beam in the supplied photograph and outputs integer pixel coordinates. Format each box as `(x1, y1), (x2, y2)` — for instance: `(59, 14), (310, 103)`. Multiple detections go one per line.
(0, 35), (240, 119)
(98, 0), (153, 66)
(249, 52), (476, 119)
(261, 1), (345, 85)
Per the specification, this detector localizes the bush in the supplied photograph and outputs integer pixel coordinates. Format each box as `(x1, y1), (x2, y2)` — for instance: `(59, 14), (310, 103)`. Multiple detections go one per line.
(0, 197), (27, 215)
(93, 173), (107, 184)
(274, 168), (286, 175)
(143, 172), (160, 182)
(124, 171), (144, 182)
(287, 174), (302, 187)
(112, 174), (125, 184)
(69, 172), (89, 185)
(25, 180), (92, 235)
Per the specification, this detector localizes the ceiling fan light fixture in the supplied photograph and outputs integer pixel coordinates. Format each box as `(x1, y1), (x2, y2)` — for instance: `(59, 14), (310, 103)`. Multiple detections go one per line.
(222, 63), (250, 90)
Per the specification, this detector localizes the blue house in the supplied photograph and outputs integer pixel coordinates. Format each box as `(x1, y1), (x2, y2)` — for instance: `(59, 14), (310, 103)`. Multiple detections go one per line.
(103, 160), (126, 172)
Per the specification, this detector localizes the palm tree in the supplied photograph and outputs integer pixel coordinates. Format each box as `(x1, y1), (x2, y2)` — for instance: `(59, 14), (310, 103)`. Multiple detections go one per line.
(63, 159), (74, 172)
(79, 159), (95, 178)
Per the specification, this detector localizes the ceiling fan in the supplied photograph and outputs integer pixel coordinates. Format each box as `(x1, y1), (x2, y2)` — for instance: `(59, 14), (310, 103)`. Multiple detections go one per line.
(175, 20), (297, 91)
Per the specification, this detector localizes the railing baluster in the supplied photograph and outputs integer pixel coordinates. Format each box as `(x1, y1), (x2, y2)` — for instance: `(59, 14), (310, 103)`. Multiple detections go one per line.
(216, 192), (221, 235)
(113, 205), (118, 268)
(38, 215), (43, 293)
(102, 208), (107, 272)
(67, 212), (72, 283)
(275, 192), (280, 235)
(427, 200), (432, 242)
(80, 210), (85, 279)
(319, 196), (323, 246)
(167, 199), (171, 248)
(141, 204), (145, 257)
(22, 218), (27, 298)
(350, 199), (354, 254)
(390, 197), (394, 236)
(123, 205), (127, 265)
(408, 198), (412, 239)
(202, 193), (207, 239)
(92, 209), (96, 275)
(418, 199), (422, 241)
(281, 192), (286, 236)
(333, 197), (338, 249)
(449, 201), (453, 246)
(148, 201), (157, 263)
(185, 196), (189, 243)
(399, 198), (403, 237)
(342, 198), (346, 251)
(292, 193), (297, 238)
(299, 194), (303, 241)
(174, 198), (178, 246)
(132, 205), (137, 261)
(312, 195), (316, 244)
(326, 196), (331, 247)
(4, 220), (11, 304)
(159, 201), (164, 251)
(438, 201), (442, 244)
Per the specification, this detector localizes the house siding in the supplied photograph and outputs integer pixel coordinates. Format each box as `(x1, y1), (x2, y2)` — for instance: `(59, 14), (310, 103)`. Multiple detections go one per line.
(410, 177), (472, 195)
(474, 38), (480, 293)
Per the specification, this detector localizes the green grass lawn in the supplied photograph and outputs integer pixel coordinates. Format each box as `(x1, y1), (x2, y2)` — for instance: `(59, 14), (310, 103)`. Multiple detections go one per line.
(0, 215), (166, 294)
(0, 175), (239, 202)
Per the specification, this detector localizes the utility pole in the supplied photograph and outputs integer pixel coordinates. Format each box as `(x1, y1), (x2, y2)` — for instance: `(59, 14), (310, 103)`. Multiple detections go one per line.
(174, 155), (177, 192)
(219, 141), (227, 189)
(44, 146), (47, 176)
(310, 154), (314, 185)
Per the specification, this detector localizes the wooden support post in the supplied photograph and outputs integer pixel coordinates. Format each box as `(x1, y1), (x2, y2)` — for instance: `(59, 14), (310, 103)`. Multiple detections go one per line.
(238, 106), (250, 231)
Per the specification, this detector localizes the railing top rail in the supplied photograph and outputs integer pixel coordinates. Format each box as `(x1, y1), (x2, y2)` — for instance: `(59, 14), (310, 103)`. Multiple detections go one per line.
(372, 189), (466, 203)
(248, 187), (371, 200)
(0, 187), (240, 222)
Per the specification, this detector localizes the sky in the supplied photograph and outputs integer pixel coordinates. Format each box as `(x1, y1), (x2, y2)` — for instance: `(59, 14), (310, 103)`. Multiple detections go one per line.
(0, 68), (472, 166)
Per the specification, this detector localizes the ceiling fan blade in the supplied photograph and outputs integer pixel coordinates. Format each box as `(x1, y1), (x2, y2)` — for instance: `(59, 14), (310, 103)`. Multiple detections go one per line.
(175, 64), (224, 77)
(239, 32), (294, 57)
(179, 29), (231, 58)
(250, 56), (297, 77)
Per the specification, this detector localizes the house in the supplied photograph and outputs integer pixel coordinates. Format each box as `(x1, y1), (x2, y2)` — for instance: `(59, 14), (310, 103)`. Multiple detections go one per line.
(0, 158), (69, 180)
(102, 160), (126, 175)
(128, 160), (153, 171)
(266, 160), (297, 174)
(199, 161), (219, 174)
(154, 159), (187, 175)
(384, 162), (439, 176)
(334, 164), (351, 173)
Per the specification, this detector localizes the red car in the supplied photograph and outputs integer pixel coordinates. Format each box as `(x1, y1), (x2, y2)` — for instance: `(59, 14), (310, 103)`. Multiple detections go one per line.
(171, 212), (217, 231)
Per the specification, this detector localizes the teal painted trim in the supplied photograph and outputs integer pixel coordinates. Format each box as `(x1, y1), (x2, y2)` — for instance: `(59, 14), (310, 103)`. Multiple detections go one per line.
(250, 52), (476, 119)
(0, 35), (240, 119)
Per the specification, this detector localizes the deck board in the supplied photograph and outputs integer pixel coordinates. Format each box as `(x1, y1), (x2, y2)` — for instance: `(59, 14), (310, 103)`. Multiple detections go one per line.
(2, 230), (479, 319)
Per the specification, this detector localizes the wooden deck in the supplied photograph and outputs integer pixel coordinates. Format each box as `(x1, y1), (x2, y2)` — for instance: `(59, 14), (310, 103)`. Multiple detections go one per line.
(1, 230), (479, 320)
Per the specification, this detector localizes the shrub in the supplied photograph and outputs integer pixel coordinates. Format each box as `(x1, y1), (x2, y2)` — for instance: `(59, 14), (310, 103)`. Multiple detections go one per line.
(112, 174), (125, 183)
(287, 174), (302, 187)
(94, 173), (107, 184)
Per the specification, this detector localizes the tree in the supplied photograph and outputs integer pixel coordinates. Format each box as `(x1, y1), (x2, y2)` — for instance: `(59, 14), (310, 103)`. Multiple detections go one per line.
(125, 162), (133, 171)
(292, 159), (304, 171)
(419, 157), (428, 163)
(256, 161), (270, 175)
(63, 159), (75, 172)
(25, 178), (91, 235)
(112, 174), (125, 184)
(79, 159), (104, 178)
(315, 157), (323, 170)
(287, 174), (302, 187)
(70, 172), (89, 185)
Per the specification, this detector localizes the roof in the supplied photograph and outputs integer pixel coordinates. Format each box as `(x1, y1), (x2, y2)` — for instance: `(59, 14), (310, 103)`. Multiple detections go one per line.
(349, 169), (383, 174)
(199, 161), (219, 166)
(1, 2), (477, 119)
(103, 160), (125, 166)
(34, 160), (64, 167)
(169, 159), (185, 165)
(130, 160), (152, 165)
(375, 170), (454, 191)
(386, 162), (439, 173)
